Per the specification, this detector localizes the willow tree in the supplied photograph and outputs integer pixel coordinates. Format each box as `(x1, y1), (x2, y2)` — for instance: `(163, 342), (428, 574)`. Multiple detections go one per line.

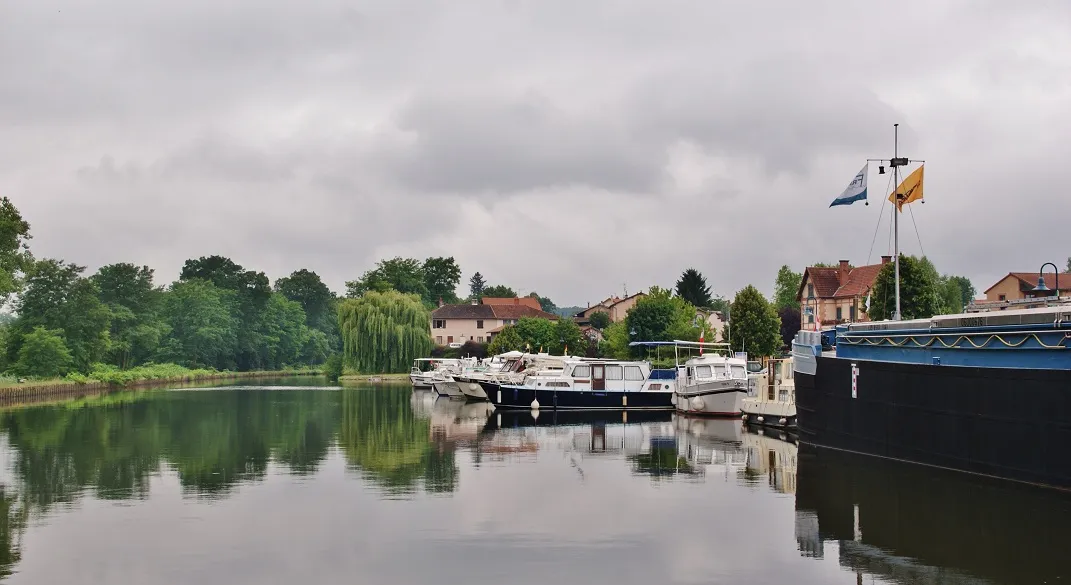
(338, 290), (433, 373)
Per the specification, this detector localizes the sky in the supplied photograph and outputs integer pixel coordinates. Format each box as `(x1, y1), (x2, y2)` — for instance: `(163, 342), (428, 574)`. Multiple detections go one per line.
(4, 0), (1070, 306)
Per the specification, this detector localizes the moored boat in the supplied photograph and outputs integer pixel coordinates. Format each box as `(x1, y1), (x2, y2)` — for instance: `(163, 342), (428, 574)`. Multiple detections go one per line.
(631, 341), (748, 417)
(484, 358), (676, 410)
(742, 357), (796, 428)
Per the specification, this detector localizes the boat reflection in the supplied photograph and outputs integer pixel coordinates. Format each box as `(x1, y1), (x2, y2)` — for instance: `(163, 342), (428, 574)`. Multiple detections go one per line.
(795, 444), (1071, 585)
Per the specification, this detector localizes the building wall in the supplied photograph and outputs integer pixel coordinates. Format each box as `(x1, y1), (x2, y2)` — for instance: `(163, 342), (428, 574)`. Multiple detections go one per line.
(985, 276), (1023, 302)
(705, 313), (725, 342)
(430, 318), (502, 345)
(800, 297), (869, 329)
(609, 296), (642, 322)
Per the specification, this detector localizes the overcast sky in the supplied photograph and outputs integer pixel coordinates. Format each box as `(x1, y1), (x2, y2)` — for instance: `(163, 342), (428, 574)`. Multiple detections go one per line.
(4, 0), (1070, 305)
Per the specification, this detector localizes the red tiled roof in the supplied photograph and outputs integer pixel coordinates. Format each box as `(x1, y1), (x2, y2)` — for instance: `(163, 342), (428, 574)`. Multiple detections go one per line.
(1005, 272), (1069, 293)
(489, 305), (559, 320)
(833, 264), (884, 298)
(481, 297), (543, 310)
(430, 304), (495, 319)
(798, 267), (840, 299)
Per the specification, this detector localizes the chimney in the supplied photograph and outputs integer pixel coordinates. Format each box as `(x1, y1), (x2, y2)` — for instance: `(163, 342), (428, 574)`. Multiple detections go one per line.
(838, 260), (851, 285)
(881, 255), (892, 265)
(438, 297), (444, 308)
(513, 298), (519, 305)
(471, 298), (478, 305)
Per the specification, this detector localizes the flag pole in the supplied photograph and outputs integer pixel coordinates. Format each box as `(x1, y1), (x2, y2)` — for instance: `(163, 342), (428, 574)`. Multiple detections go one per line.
(893, 123), (901, 321)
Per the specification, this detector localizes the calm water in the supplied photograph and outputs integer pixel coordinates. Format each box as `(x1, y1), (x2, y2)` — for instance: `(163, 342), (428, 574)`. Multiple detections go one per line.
(0, 378), (1065, 584)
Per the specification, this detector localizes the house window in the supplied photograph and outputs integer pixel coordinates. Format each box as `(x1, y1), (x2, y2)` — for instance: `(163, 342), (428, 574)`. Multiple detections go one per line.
(476, 320), (484, 329)
(605, 365), (623, 380)
(432, 319), (446, 329)
(849, 305), (856, 321)
(447, 336), (453, 344)
(436, 336), (442, 345)
(807, 310), (814, 324)
(836, 307), (843, 321)
(807, 284), (814, 298)
(477, 336), (484, 343)
(999, 294), (1006, 301)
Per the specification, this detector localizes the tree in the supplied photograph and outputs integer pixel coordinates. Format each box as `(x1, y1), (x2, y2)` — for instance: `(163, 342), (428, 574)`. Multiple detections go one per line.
(625, 287), (712, 356)
(724, 285), (781, 357)
(1067, 257), (1070, 273)
(422, 257), (461, 305)
(180, 256), (272, 370)
(675, 268), (714, 309)
(487, 325), (523, 354)
(92, 263), (165, 368)
(868, 255), (942, 321)
(600, 320), (630, 359)
(946, 275), (976, 310)
(13, 327), (72, 377)
(773, 265), (803, 310)
(481, 284), (517, 299)
(778, 307), (801, 349)
(589, 311), (611, 330)
(157, 279), (239, 369)
(275, 269), (334, 331)
(10, 260), (111, 372)
(0, 197), (32, 300)
(337, 290), (433, 373)
(529, 292), (557, 314)
(468, 272), (486, 300)
(514, 317), (557, 351)
(345, 257), (426, 299)
(554, 319), (585, 355)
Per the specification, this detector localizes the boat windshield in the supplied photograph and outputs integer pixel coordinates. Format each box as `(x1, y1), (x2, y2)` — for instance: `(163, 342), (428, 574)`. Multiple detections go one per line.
(731, 364), (747, 379)
(694, 365), (713, 379)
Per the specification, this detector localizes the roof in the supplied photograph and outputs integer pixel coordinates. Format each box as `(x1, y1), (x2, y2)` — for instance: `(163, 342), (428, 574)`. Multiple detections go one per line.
(430, 303), (559, 321)
(797, 264), (885, 301)
(576, 292), (647, 317)
(984, 272), (1070, 294)
(481, 296), (543, 310)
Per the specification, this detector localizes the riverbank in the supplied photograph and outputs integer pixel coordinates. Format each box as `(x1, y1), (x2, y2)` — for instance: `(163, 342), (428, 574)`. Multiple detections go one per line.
(0, 369), (323, 408)
(340, 372), (411, 383)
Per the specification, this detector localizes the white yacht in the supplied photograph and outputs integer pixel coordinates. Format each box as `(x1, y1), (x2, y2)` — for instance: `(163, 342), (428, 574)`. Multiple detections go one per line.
(484, 357), (677, 410)
(632, 341), (749, 417)
(741, 357), (796, 428)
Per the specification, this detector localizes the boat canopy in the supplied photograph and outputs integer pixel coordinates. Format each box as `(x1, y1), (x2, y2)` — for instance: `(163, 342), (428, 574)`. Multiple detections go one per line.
(629, 340), (731, 348)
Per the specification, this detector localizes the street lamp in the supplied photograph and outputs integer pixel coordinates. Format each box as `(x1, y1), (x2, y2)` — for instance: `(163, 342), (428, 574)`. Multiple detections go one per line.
(805, 296), (818, 331)
(1031, 263), (1060, 298)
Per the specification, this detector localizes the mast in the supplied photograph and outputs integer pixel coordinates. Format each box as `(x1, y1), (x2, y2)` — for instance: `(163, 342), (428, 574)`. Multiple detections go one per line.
(893, 124), (901, 321)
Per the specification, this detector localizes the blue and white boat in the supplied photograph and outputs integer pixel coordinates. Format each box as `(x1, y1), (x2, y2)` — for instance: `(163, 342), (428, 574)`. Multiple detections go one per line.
(483, 358), (677, 410)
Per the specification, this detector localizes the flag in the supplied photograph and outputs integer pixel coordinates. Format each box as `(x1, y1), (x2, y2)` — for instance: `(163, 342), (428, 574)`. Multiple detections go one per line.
(699, 328), (704, 355)
(830, 163), (868, 207)
(889, 165), (924, 211)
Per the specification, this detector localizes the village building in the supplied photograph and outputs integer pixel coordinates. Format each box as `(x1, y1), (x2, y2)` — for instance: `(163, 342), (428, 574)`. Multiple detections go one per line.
(574, 293), (646, 325)
(796, 258), (889, 330)
(429, 297), (558, 346)
(982, 272), (1069, 303)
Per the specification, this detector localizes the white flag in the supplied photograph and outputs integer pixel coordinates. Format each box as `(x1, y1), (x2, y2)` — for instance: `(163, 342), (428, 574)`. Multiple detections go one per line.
(830, 163), (868, 207)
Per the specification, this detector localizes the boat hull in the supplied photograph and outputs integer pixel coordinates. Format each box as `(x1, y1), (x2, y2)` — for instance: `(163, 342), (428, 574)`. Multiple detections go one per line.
(741, 397), (797, 428)
(674, 381), (745, 417)
(797, 354), (1071, 488)
(432, 380), (464, 398)
(455, 377), (488, 401)
(410, 374), (433, 389)
(484, 382), (674, 410)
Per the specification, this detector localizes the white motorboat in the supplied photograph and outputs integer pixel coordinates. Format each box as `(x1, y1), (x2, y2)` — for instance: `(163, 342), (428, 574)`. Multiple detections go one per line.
(741, 357), (796, 428)
(632, 341), (748, 417)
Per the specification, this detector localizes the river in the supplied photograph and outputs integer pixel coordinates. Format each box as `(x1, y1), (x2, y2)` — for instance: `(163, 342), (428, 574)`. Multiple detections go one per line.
(0, 378), (1064, 584)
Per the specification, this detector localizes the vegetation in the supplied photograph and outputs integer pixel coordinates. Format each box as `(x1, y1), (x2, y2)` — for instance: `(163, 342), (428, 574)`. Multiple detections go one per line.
(868, 255), (943, 320)
(423, 257), (462, 305)
(528, 292), (556, 313)
(323, 354), (344, 382)
(481, 284), (517, 299)
(485, 317), (584, 355)
(773, 265), (803, 310)
(724, 286), (781, 357)
(675, 268), (713, 309)
(13, 327), (72, 378)
(0, 197), (32, 299)
(778, 307), (801, 348)
(338, 290), (433, 373)
(588, 311), (611, 330)
(468, 271), (486, 300)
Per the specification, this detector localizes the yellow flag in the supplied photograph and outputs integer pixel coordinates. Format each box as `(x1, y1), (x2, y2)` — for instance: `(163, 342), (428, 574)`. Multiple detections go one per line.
(888, 165), (924, 211)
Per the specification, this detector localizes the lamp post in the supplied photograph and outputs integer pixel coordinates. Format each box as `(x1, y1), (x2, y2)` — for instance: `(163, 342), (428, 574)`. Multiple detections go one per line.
(1031, 263), (1060, 299)
(806, 296), (817, 331)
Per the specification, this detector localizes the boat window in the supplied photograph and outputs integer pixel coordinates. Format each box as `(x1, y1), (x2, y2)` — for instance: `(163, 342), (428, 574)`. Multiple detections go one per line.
(605, 365), (623, 380)
(624, 366), (644, 381)
(695, 365), (712, 378)
(731, 365), (746, 379)
(573, 365), (591, 378)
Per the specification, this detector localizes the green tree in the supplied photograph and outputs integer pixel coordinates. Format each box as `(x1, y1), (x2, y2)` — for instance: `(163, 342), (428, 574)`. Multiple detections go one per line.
(468, 272), (486, 300)
(481, 284), (517, 299)
(275, 269), (334, 330)
(946, 275), (976, 311)
(675, 268), (714, 309)
(423, 257), (461, 305)
(600, 320), (630, 359)
(10, 260), (111, 372)
(0, 197), (32, 299)
(337, 290), (432, 373)
(92, 263), (165, 368)
(487, 325), (524, 354)
(624, 287), (707, 354)
(554, 319), (585, 355)
(251, 293), (311, 369)
(868, 255), (942, 321)
(724, 285), (781, 357)
(345, 257), (426, 299)
(514, 317), (557, 351)
(773, 265), (803, 310)
(1067, 257), (1070, 273)
(529, 292), (556, 314)
(157, 279), (239, 369)
(13, 327), (72, 377)
(588, 311), (611, 330)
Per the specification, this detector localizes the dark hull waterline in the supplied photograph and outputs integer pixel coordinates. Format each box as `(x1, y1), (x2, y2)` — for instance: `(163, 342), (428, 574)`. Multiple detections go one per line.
(478, 381), (674, 411)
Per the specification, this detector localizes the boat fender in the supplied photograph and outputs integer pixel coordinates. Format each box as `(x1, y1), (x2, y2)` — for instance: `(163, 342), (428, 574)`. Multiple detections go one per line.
(741, 414), (748, 420)
(531, 398), (540, 410)
(690, 396), (705, 411)
(779, 418), (787, 426)
(470, 384), (480, 391)
(757, 416), (765, 423)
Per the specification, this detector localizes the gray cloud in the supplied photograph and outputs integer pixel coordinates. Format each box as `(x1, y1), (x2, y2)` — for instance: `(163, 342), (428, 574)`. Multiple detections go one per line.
(4, 0), (1071, 303)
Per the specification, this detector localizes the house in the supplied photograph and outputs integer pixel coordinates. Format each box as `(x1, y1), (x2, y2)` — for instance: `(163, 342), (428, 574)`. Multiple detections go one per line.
(796, 258), (890, 329)
(983, 272), (1069, 302)
(481, 296), (544, 311)
(574, 293), (647, 325)
(699, 309), (726, 342)
(429, 298), (559, 346)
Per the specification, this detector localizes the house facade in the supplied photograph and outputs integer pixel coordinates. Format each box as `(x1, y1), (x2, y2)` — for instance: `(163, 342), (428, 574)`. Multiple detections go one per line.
(796, 258), (889, 330)
(983, 272), (1069, 302)
(429, 298), (559, 345)
(575, 293), (646, 325)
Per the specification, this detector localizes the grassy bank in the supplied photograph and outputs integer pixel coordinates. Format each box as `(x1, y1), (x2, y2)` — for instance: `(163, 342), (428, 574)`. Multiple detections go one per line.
(339, 372), (411, 383)
(0, 363), (323, 395)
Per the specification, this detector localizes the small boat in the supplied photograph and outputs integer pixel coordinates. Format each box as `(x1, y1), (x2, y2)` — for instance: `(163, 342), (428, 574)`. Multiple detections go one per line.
(741, 356), (796, 428)
(456, 352), (567, 401)
(410, 358), (461, 389)
(483, 357), (676, 410)
(631, 341), (748, 417)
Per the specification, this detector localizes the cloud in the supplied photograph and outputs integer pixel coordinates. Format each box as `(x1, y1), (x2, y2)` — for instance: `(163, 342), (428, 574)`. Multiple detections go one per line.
(3, 0), (1070, 303)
